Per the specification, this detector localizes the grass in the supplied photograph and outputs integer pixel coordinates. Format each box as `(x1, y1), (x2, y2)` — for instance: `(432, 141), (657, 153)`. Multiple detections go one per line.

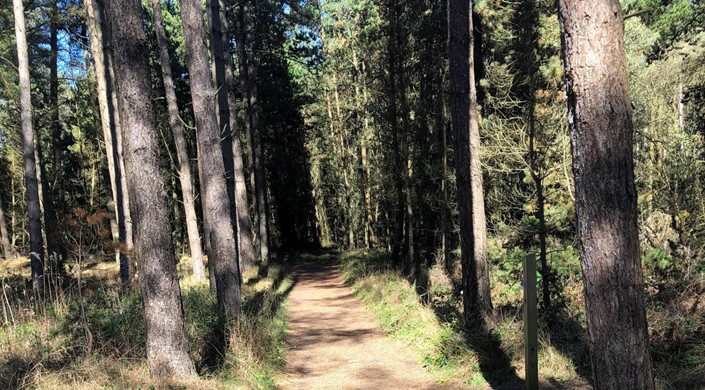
(0, 253), (294, 389)
(339, 249), (588, 389)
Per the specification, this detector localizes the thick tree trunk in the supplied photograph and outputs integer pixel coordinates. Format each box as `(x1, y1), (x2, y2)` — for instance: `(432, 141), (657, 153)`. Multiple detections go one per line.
(448, 0), (493, 329)
(557, 1), (654, 388)
(180, 0), (241, 319)
(103, 0), (196, 378)
(0, 198), (12, 259)
(13, 0), (44, 291)
(216, 0), (256, 276)
(151, 0), (206, 281)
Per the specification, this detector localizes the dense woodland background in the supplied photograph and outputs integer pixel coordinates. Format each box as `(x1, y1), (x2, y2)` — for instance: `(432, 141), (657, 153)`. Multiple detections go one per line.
(0, 0), (704, 388)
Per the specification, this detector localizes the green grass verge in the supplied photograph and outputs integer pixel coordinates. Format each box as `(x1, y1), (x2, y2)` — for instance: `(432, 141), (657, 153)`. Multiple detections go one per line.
(339, 249), (586, 388)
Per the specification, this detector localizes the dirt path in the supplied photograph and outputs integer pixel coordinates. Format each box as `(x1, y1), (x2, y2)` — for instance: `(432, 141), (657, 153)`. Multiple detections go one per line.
(279, 254), (450, 390)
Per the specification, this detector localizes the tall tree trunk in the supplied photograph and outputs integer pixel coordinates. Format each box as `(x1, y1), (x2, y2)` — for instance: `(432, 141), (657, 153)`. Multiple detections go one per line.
(249, 21), (270, 268)
(85, 0), (132, 283)
(529, 120), (549, 310)
(237, 1), (270, 268)
(557, 1), (654, 388)
(235, 4), (259, 249)
(0, 198), (12, 259)
(47, 3), (64, 266)
(181, 0), (241, 319)
(114, 100), (134, 282)
(13, 0), (44, 292)
(387, 1), (405, 267)
(151, 0), (205, 281)
(103, 0), (196, 377)
(448, 0), (493, 329)
(206, 0), (238, 238)
(217, 0), (256, 276)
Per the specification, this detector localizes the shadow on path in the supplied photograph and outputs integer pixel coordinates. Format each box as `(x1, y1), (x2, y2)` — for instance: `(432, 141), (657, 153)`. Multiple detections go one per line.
(281, 252), (454, 389)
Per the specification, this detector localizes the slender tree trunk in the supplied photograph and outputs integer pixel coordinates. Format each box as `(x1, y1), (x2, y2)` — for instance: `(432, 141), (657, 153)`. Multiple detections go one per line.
(247, 9), (270, 269)
(46, 3), (64, 266)
(440, 92), (451, 277)
(217, 0), (256, 276)
(448, 0), (493, 329)
(13, 0), (44, 292)
(85, 0), (132, 283)
(103, 0), (196, 377)
(557, 1), (654, 388)
(181, 0), (241, 319)
(115, 107), (134, 281)
(527, 80), (550, 310)
(387, 2), (405, 267)
(235, 4), (259, 250)
(11, 168), (18, 249)
(206, 0), (238, 239)
(0, 198), (12, 259)
(151, 0), (205, 281)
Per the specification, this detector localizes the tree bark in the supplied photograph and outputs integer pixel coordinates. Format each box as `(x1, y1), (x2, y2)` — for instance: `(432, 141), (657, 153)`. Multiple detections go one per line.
(13, 0), (44, 291)
(0, 198), (12, 259)
(180, 0), (241, 319)
(448, 0), (493, 329)
(151, 0), (206, 281)
(235, 4), (258, 238)
(104, 0), (196, 378)
(217, 0), (256, 277)
(85, 0), (132, 283)
(237, 1), (270, 268)
(206, 0), (238, 238)
(557, 1), (655, 388)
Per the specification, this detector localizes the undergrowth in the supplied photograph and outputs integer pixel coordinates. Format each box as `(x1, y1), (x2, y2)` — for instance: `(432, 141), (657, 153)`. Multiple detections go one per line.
(0, 255), (293, 389)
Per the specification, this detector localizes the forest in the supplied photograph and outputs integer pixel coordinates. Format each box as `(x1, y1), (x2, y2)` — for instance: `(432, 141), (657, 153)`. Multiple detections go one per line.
(0, 0), (704, 388)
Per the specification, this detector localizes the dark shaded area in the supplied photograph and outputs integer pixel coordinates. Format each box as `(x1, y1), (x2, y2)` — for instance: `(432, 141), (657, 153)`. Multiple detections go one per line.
(543, 310), (592, 383)
(255, 4), (320, 252)
(431, 299), (521, 388)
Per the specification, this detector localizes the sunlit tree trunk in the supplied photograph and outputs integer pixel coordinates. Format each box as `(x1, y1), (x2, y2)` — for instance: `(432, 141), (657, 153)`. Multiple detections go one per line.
(13, 0), (44, 291)
(448, 0), (493, 329)
(85, 0), (132, 283)
(151, 0), (205, 281)
(557, 0), (654, 388)
(208, 0), (256, 277)
(103, 0), (197, 377)
(206, 0), (237, 237)
(181, 0), (241, 319)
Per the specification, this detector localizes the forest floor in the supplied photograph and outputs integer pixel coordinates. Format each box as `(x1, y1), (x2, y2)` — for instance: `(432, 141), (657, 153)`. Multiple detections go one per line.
(279, 252), (456, 390)
(276, 252), (591, 390)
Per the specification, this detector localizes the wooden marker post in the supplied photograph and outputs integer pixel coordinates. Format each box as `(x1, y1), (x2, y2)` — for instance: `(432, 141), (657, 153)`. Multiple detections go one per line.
(524, 253), (538, 390)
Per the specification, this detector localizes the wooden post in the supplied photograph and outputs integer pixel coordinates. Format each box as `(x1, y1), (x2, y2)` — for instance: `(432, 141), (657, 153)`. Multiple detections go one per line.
(524, 252), (538, 390)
